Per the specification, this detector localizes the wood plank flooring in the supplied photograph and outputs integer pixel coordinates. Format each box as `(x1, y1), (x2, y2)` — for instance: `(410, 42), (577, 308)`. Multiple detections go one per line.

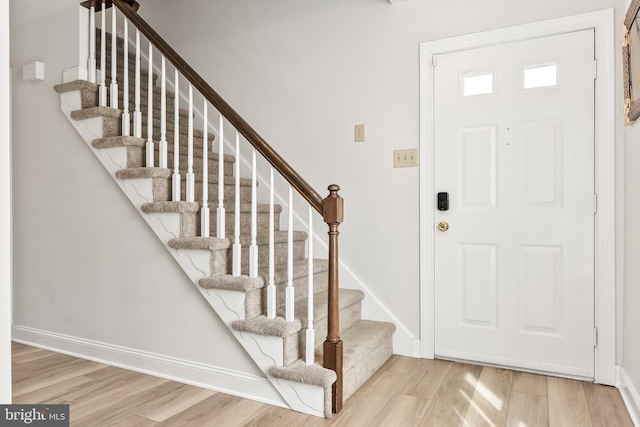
(10, 342), (634, 426)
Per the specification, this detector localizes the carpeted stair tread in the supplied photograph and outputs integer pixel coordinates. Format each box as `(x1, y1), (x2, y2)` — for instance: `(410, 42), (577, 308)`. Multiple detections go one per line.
(200, 274), (265, 292)
(124, 99), (190, 118)
(199, 258), (327, 291)
(54, 80), (99, 109)
(271, 258), (328, 282)
(339, 320), (396, 370)
(168, 236), (231, 251)
(71, 106), (121, 120)
(116, 167), (172, 180)
(232, 315), (302, 338)
(92, 136), (146, 149)
(142, 114), (208, 137)
(141, 200), (200, 213)
(141, 124), (215, 142)
(210, 203), (283, 213)
(236, 230), (307, 246)
(268, 361), (336, 419)
(337, 320), (396, 400)
(162, 150), (235, 167)
(115, 83), (175, 101)
(269, 360), (336, 388)
(289, 289), (364, 324)
(137, 127), (215, 147)
(70, 106), (213, 141)
(115, 165), (253, 189)
(54, 80), (98, 94)
(149, 135), (219, 153)
(232, 289), (362, 340)
(140, 198), (286, 214)
(90, 135), (228, 177)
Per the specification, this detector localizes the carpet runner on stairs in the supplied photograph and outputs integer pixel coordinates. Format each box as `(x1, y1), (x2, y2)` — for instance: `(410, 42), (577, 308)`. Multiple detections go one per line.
(52, 30), (395, 418)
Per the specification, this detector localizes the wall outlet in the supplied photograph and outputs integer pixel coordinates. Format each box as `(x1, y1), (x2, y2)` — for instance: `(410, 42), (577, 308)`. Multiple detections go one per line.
(393, 148), (419, 168)
(354, 124), (365, 142)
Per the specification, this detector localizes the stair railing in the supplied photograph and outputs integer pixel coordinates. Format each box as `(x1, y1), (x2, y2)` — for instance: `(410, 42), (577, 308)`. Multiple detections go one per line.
(81, 0), (344, 413)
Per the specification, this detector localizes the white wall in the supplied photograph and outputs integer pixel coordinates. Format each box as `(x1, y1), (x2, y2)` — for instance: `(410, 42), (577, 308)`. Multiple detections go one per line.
(137, 0), (622, 353)
(10, 3), (282, 406)
(10, 0), (639, 414)
(1, 0), (12, 404)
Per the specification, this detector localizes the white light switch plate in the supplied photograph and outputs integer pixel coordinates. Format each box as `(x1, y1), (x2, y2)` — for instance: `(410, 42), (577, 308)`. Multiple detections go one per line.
(393, 148), (418, 168)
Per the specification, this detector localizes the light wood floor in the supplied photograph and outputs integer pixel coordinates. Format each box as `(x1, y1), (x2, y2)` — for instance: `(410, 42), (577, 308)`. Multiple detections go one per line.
(11, 342), (634, 426)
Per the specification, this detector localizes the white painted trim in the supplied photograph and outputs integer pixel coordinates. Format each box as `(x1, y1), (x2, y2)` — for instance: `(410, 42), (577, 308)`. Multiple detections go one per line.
(419, 9), (616, 385)
(619, 367), (640, 426)
(0, 0), (11, 405)
(12, 325), (285, 408)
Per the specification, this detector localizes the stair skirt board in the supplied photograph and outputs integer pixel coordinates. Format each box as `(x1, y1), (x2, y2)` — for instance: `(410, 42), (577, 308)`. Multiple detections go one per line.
(54, 78), (395, 419)
(11, 325), (286, 408)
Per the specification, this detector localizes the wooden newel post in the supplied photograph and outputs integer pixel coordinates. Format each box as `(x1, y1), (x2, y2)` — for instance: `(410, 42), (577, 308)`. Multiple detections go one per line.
(322, 184), (344, 414)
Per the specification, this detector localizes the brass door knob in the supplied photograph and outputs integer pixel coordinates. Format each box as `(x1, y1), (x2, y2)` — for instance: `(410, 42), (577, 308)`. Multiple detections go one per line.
(438, 221), (449, 232)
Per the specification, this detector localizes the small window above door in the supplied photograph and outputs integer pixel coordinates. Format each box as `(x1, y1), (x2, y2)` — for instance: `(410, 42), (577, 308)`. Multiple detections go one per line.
(461, 71), (495, 96)
(523, 64), (558, 89)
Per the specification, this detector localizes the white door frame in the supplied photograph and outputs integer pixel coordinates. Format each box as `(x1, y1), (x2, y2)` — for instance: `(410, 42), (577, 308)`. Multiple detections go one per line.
(419, 9), (616, 385)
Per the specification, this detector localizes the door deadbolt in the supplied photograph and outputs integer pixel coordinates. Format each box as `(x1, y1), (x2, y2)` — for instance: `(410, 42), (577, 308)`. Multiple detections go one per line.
(438, 221), (449, 232)
(437, 192), (449, 211)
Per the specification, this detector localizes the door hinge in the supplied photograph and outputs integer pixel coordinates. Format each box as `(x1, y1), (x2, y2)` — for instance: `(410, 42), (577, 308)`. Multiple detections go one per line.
(430, 54), (438, 67)
(593, 193), (598, 214)
(593, 60), (598, 80)
(593, 327), (598, 347)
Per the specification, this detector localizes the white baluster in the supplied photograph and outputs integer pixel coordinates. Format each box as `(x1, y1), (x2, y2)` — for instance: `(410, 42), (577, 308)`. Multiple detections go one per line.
(98, 1), (107, 106)
(172, 69), (181, 201)
(267, 167), (276, 318)
(232, 131), (242, 276)
(201, 101), (210, 237)
(286, 187), (294, 322)
(88, 2), (96, 83)
(159, 56), (167, 168)
(306, 206), (315, 365)
(217, 114), (225, 239)
(109, 5), (118, 109)
(249, 149), (258, 277)
(145, 43), (154, 167)
(133, 29), (141, 138)
(186, 85), (195, 203)
(121, 18), (130, 136)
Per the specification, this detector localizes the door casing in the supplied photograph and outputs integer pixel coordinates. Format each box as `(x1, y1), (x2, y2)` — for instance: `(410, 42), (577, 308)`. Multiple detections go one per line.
(418, 9), (616, 385)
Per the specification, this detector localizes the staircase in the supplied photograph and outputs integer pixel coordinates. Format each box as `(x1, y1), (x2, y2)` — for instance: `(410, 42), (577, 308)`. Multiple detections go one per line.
(52, 2), (395, 419)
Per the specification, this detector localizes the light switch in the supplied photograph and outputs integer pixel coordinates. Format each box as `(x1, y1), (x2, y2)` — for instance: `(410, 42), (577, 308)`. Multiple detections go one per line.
(393, 148), (419, 168)
(354, 124), (365, 142)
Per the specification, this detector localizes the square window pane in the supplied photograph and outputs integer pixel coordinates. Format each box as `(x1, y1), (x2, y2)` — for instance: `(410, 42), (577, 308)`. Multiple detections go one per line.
(463, 73), (494, 96)
(524, 65), (557, 89)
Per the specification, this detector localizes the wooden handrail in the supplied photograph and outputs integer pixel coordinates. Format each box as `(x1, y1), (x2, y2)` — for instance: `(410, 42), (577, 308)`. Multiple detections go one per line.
(81, 0), (140, 12)
(111, 0), (324, 214)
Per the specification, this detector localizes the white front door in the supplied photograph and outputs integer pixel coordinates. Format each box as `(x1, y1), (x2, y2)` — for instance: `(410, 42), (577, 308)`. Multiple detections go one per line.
(434, 30), (595, 378)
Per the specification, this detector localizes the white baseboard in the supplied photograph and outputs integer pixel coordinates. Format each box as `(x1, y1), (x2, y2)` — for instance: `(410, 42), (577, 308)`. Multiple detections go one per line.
(12, 325), (286, 408)
(619, 367), (640, 426)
